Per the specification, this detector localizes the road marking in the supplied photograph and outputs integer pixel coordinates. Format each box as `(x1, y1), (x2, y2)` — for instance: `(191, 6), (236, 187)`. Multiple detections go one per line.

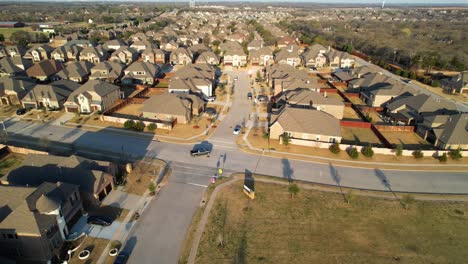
(213, 144), (237, 150)
(171, 164), (216, 172)
(186, 182), (208, 188)
(172, 170), (212, 177)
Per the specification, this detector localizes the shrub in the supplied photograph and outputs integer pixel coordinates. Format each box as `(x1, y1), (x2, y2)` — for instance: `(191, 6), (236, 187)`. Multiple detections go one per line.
(395, 144), (403, 157)
(412, 150), (424, 159)
(148, 182), (156, 195)
(133, 121), (146, 132)
(401, 194), (415, 209)
(401, 71), (409, 78)
(361, 145), (374, 157)
(409, 71), (417, 80)
(432, 80), (441, 87)
(448, 148), (462, 160)
(262, 132), (269, 139)
(438, 153), (447, 162)
(347, 147), (359, 159)
(147, 123), (156, 131)
(329, 142), (341, 154)
(110, 240), (121, 249)
(123, 120), (135, 130)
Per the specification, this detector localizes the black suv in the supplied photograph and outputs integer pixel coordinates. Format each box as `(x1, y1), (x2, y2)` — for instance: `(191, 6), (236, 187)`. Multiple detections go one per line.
(190, 147), (211, 157)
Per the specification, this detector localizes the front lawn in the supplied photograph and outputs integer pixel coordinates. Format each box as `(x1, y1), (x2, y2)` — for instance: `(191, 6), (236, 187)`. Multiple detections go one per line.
(196, 180), (468, 264)
(0, 153), (25, 177)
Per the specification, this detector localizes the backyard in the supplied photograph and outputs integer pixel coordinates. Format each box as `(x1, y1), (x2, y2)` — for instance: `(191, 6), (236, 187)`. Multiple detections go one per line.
(195, 180), (468, 264)
(341, 127), (383, 146)
(380, 131), (433, 150)
(343, 106), (363, 121)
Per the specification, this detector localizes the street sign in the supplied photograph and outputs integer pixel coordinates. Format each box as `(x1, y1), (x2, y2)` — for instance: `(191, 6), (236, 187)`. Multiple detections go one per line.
(243, 184), (255, 200)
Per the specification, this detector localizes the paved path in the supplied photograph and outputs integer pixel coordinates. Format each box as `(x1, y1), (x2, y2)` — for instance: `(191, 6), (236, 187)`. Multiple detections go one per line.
(70, 216), (123, 240)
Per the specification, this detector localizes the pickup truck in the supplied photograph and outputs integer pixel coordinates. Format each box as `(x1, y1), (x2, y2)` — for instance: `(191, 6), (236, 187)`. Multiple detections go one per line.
(190, 147), (211, 157)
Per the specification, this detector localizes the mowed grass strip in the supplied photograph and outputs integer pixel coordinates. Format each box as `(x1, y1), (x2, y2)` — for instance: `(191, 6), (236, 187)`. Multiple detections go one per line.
(196, 181), (468, 264)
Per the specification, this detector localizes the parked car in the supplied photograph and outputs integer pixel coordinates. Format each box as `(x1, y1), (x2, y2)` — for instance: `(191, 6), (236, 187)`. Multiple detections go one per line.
(234, 76), (238, 81)
(247, 92), (253, 100)
(204, 107), (217, 116)
(16, 108), (27, 115)
(87, 215), (113, 226)
(206, 96), (216, 102)
(190, 147), (211, 157)
(233, 125), (241, 135)
(113, 253), (129, 264)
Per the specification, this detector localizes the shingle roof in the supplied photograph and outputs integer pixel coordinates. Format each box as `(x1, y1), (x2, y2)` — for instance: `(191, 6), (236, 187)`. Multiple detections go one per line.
(66, 79), (119, 103)
(0, 56), (31, 74)
(273, 107), (341, 137)
(0, 75), (36, 97)
(26, 60), (64, 78)
(141, 93), (191, 119)
(386, 93), (457, 114)
(437, 113), (468, 146)
(285, 89), (344, 106)
(56, 61), (94, 80)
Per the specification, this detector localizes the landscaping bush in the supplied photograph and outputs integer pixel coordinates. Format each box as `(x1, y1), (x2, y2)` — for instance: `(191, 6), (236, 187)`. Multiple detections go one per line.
(361, 145), (374, 157)
(395, 144), (403, 157)
(133, 121), (146, 132)
(412, 150), (424, 159)
(432, 80), (441, 87)
(123, 120), (135, 130)
(438, 153), (448, 162)
(329, 142), (341, 154)
(448, 148), (462, 160)
(148, 182), (156, 195)
(347, 147), (359, 159)
(147, 123), (156, 131)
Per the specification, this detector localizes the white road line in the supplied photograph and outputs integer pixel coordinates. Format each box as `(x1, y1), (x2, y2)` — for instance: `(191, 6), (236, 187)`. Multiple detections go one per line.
(12, 123), (37, 135)
(172, 170), (212, 177)
(186, 182), (208, 188)
(209, 139), (236, 144)
(171, 164), (216, 172)
(213, 144), (237, 149)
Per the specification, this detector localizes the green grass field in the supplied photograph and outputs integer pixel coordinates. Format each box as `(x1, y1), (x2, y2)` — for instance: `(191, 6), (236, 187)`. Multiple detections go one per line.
(0, 27), (33, 40)
(195, 181), (468, 264)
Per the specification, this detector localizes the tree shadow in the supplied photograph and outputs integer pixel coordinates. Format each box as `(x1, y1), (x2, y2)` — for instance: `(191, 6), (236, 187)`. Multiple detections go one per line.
(281, 158), (294, 182)
(329, 162), (346, 202)
(374, 168), (405, 207)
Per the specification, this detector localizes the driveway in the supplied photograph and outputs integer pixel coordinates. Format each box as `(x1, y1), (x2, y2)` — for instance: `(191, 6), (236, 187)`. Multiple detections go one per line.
(70, 215), (122, 240)
(101, 190), (142, 210)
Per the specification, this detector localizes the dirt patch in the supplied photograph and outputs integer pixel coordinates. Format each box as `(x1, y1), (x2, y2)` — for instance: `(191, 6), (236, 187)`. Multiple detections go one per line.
(114, 103), (142, 116)
(0, 153), (25, 177)
(68, 237), (110, 264)
(341, 127), (382, 146)
(343, 107), (363, 121)
(381, 131), (433, 150)
(122, 159), (161, 196)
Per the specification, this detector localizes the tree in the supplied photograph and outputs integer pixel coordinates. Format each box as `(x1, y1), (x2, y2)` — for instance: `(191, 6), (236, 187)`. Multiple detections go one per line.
(147, 123), (156, 131)
(288, 183), (300, 198)
(361, 145), (374, 157)
(347, 147), (359, 159)
(448, 148), (462, 160)
(212, 40), (221, 47)
(409, 71), (417, 80)
(395, 144), (403, 157)
(329, 142), (341, 154)
(432, 80), (441, 87)
(124, 120), (135, 130)
(0, 34), (4, 42)
(10, 30), (31, 46)
(133, 121), (146, 132)
(281, 133), (290, 146)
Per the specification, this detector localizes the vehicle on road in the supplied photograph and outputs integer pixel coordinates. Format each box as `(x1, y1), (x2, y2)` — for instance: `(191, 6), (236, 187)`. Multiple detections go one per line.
(113, 253), (129, 264)
(234, 76), (238, 81)
(233, 125), (241, 135)
(206, 96), (216, 102)
(87, 215), (113, 226)
(190, 147), (211, 157)
(16, 108), (27, 115)
(247, 92), (252, 100)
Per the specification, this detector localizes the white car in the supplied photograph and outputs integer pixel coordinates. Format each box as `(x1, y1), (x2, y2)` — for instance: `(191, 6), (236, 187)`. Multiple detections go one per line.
(234, 76), (238, 81)
(233, 125), (241, 135)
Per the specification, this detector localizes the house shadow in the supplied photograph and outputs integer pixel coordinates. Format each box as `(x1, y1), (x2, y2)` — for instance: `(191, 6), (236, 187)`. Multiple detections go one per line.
(281, 158), (294, 182)
(122, 236), (138, 256)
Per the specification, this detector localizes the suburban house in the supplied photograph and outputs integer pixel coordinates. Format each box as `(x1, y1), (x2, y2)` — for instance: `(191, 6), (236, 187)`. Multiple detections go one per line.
(142, 48), (167, 64)
(103, 39), (128, 51)
(169, 47), (194, 65)
(441, 71), (468, 95)
(274, 44), (301, 67)
(249, 47), (273, 66)
(51, 45), (82, 62)
(276, 36), (296, 48)
(1, 45), (26, 58)
(301, 44), (327, 68)
(226, 32), (247, 43)
(130, 40), (152, 52)
(385, 93), (458, 125)
(79, 46), (108, 63)
(64, 40), (93, 48)
(0, 57), (31, 77)
(325, 50), (355, 69)
(277, 88), (345, 119)
(122, 61), (161, 85)
(350, 65), (379, 79)
(169, 64), (216, 97)
(64, 80), (120, 113)
(23, 45), (53, 62)
(220, 41), (247, 67)
(109, 46), (139, 65)
(195, 51), (220, 65)
(267, 64), (315, 95)
(21, 80), (80, 110)
(55, 61), (94, 83)
(89, 61), (125, 83)
(140, 93), (204, 124)
(0, 182), (83, 263)
(360, 83), (415, 107)
(269, 107), (342, 145)
(0, 76), (36, 106)
(162, 40), (179, 51)
(247, 39), (264, 51)
(26, 60), (64, 82)
(416, 113), (468, 150)
(3, 154), (117, 205)
(348, 72), (398, 91)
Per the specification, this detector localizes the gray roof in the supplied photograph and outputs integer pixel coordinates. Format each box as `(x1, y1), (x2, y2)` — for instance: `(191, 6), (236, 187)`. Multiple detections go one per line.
(386, 93), (457, 115)
(301, 44), (326, 61)
(56, 61), (95, 80)
(0, 56), (31, 75)
(284, 88), (344, 106)
(66, 79), (120, 104)
(349, 72), (397, 88)
(90, 61), (125, 80)
(436, 113), (468, 146)
(124, 61), (161, 78)
(0, 75), (36, 97)
(141, 93), (191, 119)
(23, 80), (79, 103)
(272, 107), (341, 137)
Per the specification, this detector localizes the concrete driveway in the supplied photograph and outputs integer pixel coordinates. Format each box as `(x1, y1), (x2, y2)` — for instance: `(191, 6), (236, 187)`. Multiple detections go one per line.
(69, 215), (122, 240)
(101, 190), (142, 210)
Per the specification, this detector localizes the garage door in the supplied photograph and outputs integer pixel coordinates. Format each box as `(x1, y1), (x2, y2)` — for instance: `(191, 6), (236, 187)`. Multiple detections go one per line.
(66, 107), (78, 113)
(22, 103), (36, 109)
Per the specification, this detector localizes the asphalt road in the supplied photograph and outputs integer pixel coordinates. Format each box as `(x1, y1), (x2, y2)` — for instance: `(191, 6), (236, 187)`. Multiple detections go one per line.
(126, 161), (234, 264)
